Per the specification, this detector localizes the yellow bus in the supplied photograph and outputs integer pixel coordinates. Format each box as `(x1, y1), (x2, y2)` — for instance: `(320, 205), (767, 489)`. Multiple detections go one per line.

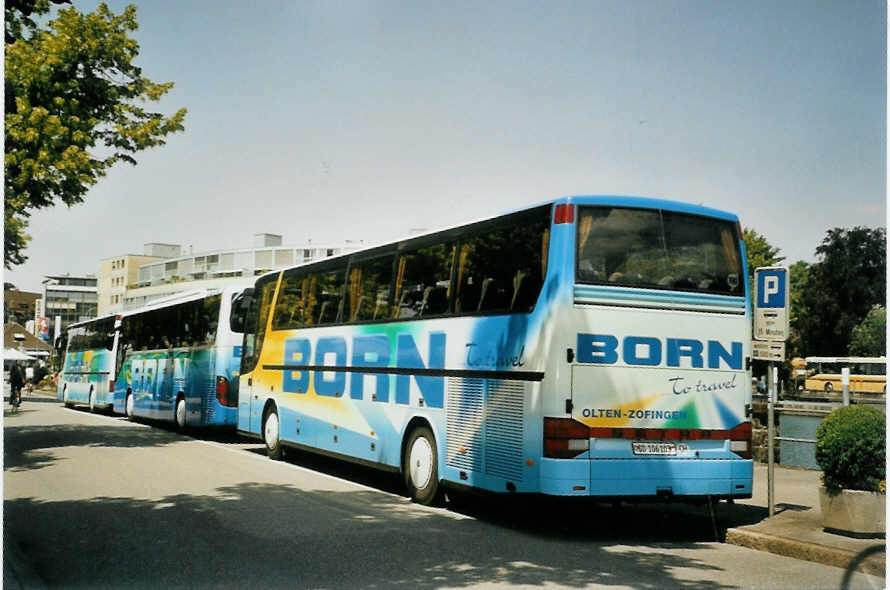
(804, 357), (886, 394)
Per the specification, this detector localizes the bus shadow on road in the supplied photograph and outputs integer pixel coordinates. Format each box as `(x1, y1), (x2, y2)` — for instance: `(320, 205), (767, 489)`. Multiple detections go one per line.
(237, 443), (768, 544)
(4, 481), (735, 590)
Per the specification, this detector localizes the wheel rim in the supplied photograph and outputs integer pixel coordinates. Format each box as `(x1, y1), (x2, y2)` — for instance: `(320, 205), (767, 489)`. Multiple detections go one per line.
(265, 412), (279, 450)
(126, 394), (133, 417)
(408, 436), (434, 491)
(89, 391), (95, 411)
(176, 399), (186, 427)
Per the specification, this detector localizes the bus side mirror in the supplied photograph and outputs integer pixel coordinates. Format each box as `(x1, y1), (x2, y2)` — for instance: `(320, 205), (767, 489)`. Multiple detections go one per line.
(230, 288), (254, 334)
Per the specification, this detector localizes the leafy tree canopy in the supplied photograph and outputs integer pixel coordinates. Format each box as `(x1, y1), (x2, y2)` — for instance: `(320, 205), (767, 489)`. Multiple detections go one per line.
(742, 227), (784, 296)
(848, 305), (886, 357)
(742, 227), (784, 273)
(795, 227), (886, 356)
(4, 0), (186, 268)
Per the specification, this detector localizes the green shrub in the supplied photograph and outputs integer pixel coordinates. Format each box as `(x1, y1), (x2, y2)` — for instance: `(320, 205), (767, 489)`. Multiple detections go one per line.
(815, 405), (885, 494)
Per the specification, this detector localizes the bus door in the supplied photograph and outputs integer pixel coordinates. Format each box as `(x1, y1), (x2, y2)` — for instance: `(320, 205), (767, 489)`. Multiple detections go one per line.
(229, 287), (257, 433)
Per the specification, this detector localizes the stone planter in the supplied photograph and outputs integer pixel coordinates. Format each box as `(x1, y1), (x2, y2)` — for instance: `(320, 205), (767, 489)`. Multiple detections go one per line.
(818, 487), (885, 538)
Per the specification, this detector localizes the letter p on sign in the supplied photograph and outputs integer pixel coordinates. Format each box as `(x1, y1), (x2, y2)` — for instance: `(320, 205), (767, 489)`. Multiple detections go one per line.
(762, 276), (779, 305)
(756, 268), (787, 309)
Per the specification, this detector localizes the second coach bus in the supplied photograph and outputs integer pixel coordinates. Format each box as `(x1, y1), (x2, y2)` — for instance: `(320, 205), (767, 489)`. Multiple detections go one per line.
(58, 315), (120, 412)
(111, 286), (247, 428)
(236, 196), (753, 504)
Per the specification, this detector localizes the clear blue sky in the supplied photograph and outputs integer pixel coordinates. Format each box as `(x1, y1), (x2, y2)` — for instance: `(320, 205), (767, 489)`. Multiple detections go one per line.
(6, 0), (886, 292)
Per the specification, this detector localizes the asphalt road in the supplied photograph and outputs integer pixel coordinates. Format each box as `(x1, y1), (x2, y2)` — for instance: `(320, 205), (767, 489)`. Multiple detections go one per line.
(3, 401), (881, 589)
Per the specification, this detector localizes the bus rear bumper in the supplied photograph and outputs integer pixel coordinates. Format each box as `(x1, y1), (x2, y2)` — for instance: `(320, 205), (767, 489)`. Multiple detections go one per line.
(540, 457), (753, 498)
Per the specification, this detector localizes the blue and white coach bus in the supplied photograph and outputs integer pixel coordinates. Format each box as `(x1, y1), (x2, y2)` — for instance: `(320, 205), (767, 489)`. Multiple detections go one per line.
(58, 314), (120, 412)
(235, 196), (753, 504)
(112, 286), (247, 428)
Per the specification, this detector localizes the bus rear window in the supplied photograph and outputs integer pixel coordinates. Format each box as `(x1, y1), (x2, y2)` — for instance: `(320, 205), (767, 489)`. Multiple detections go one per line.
(576, 206), (743, 296)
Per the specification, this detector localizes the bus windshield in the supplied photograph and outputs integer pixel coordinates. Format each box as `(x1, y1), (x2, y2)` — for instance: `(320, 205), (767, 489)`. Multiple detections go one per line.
(576, 206), (743, 296)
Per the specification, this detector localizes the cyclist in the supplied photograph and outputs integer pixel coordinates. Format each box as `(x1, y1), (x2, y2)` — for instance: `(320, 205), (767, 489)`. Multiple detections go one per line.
(9, 361), (24, 411)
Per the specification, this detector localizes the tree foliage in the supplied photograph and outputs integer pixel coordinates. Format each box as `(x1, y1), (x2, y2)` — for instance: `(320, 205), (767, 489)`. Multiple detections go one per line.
(742, 227), (784, 296)
(848, 305), (886, 357)
(794, 227), (886, 356)
(4, 0), (186, 268)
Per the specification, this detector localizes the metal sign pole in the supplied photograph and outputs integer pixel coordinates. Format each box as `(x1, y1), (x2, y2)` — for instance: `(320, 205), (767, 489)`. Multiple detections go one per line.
(767, 362), (776, 517)
(841, 367), (850, 406)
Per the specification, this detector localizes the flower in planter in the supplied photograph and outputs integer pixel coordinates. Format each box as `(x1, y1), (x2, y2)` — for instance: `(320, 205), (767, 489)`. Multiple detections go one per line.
(815, 405), (885, 495)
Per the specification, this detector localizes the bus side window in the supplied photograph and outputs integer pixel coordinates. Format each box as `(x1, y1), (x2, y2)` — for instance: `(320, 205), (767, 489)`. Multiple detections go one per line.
(394, 243), (455, 319)
(242, 273), (279, 375)
(271, 273), (303, 331)
(315, 268), (346, 325)
(348, 254), (394, 322)
(456, 213), (549, 314)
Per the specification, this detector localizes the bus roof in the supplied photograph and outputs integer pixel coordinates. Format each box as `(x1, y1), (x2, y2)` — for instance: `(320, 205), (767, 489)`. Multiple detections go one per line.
(254, 194), (740, 284)
(121, 284), (250, 317)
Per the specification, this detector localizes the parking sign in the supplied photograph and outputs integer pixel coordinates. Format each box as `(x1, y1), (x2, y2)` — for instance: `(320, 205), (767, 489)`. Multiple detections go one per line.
(754, 267), (790, 341)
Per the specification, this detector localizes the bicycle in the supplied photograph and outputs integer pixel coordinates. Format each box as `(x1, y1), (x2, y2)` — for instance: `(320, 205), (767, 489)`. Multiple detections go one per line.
(9, 386), (22, 413)
(841, 544), (885, 590)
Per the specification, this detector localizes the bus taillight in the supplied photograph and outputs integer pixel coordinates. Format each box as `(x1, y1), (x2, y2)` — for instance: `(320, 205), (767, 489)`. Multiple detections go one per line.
(216, 376), (235, 407)
(553, 204), (575, 225)
(543, 417), (589, 458)
(108, 379), (114, 393)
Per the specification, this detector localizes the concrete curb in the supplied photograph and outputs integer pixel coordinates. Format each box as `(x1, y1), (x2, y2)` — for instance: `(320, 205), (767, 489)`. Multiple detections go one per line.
(725, 527), (885, 577)
(4, 395), (59, 404)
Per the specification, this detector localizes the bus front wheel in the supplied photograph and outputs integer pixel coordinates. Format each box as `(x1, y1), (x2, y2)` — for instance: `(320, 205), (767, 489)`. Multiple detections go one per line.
(264, 407), (282, 460)
(63, 386), (73, 409)
(403, 426), (442, 506)
(175, 396), (187, 430)
(824, 382), (834, 392)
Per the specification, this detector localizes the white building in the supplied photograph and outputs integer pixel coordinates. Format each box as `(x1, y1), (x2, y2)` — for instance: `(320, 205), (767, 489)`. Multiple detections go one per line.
(116, 234), (362, 311)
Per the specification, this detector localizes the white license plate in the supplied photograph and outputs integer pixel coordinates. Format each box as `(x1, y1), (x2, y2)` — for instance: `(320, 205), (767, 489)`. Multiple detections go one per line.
(632, 442), (677, 456)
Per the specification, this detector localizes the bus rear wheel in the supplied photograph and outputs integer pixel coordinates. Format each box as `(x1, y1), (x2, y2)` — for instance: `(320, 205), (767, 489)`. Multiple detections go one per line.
(125, 392), (134, 420)
(88, 388), (96, 413)
(63, 386), (73, 409)
(403, 425), (442, 506)
(264, 407), (282, 460)
(824, 382), (834, 392)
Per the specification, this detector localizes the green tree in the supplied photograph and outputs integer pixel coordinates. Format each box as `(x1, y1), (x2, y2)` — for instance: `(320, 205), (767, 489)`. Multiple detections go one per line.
(742, 227), (784, 296)
(5, 1), (186, 267)
(795, 227), (886, 356)
(848, 305), (886, 357)
(786, 260), (812, 360)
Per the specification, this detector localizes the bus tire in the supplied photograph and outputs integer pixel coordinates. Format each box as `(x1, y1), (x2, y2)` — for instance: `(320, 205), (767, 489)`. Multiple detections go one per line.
(63, 385), (73, 409)
(264, 406), (282, 461)
(125, 391), (134, 420)
(88, 388), (96, 413)
(403, 425), (442, 506)
(824, 382), (834, 392)
(175, 396), (187, 430)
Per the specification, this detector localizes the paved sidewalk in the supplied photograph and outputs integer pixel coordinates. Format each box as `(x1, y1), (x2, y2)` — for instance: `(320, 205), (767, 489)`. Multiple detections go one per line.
(727, 463), (886, 577)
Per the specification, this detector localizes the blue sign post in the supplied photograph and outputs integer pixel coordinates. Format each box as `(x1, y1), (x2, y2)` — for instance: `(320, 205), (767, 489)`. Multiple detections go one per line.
(753, 266), (790, 519)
